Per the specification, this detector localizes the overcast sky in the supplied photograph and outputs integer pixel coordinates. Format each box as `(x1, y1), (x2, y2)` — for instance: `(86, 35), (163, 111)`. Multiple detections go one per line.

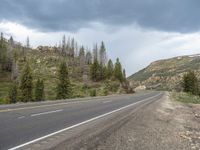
(1, 0), (200, 76)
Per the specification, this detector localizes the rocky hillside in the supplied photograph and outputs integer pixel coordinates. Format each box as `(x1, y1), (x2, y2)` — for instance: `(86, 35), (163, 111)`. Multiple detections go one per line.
(128, 54), (200, 91)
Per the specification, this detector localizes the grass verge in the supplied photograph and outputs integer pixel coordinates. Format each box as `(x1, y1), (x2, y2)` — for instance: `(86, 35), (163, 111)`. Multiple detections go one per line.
(171, 92), (200, 104)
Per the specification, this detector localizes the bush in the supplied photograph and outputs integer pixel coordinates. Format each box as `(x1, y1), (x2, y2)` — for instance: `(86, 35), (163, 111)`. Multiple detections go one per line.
(35, 79), (45, 101)
(171, 92), (200, 104)
(90, 89), (97, 97)
(8, 82), (18, 103)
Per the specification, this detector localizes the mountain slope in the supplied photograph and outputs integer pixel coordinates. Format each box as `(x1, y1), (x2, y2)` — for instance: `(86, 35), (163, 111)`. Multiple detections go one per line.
(128, 54), (200, 91)
(0, 36), (129, 104)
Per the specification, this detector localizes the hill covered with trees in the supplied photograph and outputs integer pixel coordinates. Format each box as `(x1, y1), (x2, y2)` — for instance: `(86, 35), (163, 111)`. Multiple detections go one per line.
(0, 33), (132, 104)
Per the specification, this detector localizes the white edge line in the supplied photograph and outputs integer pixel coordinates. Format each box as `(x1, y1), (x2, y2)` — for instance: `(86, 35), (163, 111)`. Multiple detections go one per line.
(9, 93), (162, 150)
(31, 109), (63, 117)
(17, 116), (25, 119)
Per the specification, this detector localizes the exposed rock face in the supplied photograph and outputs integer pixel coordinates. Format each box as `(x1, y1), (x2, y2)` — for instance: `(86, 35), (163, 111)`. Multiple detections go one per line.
(134, 85), (146, 92)
(128, 54), (200, 91)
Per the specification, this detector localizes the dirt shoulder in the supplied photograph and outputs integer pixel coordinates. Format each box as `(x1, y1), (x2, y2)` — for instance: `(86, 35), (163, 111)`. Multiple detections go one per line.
(96, 92), (200, 150)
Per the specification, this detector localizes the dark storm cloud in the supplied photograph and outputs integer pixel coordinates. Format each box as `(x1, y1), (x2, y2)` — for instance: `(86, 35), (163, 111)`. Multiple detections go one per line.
(0, 0), (200, 32)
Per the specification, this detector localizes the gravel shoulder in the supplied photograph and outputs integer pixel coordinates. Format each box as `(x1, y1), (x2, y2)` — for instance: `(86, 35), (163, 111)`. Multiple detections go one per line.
(97, 92), (200, 150)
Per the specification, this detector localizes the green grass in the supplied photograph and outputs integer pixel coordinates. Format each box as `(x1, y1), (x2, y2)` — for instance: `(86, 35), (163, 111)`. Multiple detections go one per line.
(171, 92), (200, 104)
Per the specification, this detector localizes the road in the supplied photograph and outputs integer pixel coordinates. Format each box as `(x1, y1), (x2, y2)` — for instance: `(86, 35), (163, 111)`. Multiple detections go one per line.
(0, 91), (163, 150)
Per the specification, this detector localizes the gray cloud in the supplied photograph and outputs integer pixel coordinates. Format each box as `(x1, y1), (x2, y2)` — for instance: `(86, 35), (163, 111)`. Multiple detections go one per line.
(0, 0), (200, 32)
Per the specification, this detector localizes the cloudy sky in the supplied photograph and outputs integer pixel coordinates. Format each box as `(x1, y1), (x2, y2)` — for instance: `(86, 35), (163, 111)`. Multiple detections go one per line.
(1, 0), (200, 76)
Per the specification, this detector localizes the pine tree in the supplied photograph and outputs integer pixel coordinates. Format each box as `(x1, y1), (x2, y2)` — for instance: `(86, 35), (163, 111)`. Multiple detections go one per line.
(56, 61), (72, 99)
(70, 38), (75, 57)
(90, 58), (100, 81)
(106, 59), (114, 79)
(9, 36), (14, 46)
(79, 46), (86, 74)
(0, 33), (8, 71)
(9, 81), (18, 103)
(114, 58), (123, 82)
(35, 79), (45, 101)
(26, 36), (30, 49)
(99, 63), (106, 80)
(93, 44), (98, 61)
(183, 71), (199, 95)
(6, 36), (13, 72)
(11, 49), (19, 80)
(86, 51), (92, 65)
(99, 41), (107, 65)
(20, 62), (33, 102)
(123, 69), (126, 81)
(62, 35), (66, 56)
(0, 33), (3, 67)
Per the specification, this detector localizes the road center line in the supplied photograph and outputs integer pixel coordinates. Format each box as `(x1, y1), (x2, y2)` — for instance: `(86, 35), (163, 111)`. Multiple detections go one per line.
(31, 109), (63, 117)
(9, 93), (162, 150)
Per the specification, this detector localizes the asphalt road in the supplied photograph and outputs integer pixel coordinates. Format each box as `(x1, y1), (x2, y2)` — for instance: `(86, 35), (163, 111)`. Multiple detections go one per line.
(0, 91), (163, 150)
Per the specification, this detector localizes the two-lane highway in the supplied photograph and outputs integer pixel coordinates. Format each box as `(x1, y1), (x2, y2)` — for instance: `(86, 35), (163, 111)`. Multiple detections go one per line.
(0, 91), (163, 150)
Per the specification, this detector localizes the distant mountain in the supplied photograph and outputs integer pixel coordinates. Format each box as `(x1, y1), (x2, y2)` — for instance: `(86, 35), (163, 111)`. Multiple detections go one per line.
(128, 54), (200, 91)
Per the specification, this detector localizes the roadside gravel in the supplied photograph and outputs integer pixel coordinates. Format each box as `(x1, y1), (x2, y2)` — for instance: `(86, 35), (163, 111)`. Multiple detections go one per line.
(96, 92), (200, 150)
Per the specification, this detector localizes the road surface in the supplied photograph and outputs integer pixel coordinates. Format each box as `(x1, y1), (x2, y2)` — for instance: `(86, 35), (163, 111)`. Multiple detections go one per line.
(0, 91), (163, 150)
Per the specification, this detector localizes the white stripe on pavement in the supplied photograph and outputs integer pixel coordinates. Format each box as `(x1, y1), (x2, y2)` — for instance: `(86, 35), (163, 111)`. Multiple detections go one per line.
(31, 109), (63, 117)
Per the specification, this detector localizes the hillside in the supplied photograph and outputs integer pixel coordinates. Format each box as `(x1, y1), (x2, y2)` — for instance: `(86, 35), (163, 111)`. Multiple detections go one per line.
(128, 54), (200, 91)
(0, 34), (130, 104)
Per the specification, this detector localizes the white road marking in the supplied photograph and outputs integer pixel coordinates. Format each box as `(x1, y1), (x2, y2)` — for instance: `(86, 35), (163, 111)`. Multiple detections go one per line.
(31, 109), (63, 117)
(103, 100), (112, 103)
(18, 116), (25, 119)
(9, 93), (162, 150)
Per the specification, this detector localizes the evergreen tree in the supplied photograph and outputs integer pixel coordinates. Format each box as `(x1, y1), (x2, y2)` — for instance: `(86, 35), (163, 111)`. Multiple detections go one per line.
(98, 63), (107, 81)
(62, 35), (66, 56)
(6, 36), (13, 72)
(20, 62), (33, 102)
(9, 81), (18, 103)
(90, 58), (100, 81)
(93, 44), (98, 61)
(114, 58), (123, 82)
(79, 46), (85, 58)
(106, 59), (114, 79)
(99, 41), (107, 65)
(35, 79), (45, 101)
(26, 36), (30, 48)
(9, 36), (14, 46)
(183, 71), (199, 95)
(69, 38), (75, 57)
(123, 69), (126, 81)
(11, 49), (19, 80)
(86, 51), (92, 65)
(56, 61), (72, 99)
(0, 33), (8, 71)
(79, 46), (86, 74)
